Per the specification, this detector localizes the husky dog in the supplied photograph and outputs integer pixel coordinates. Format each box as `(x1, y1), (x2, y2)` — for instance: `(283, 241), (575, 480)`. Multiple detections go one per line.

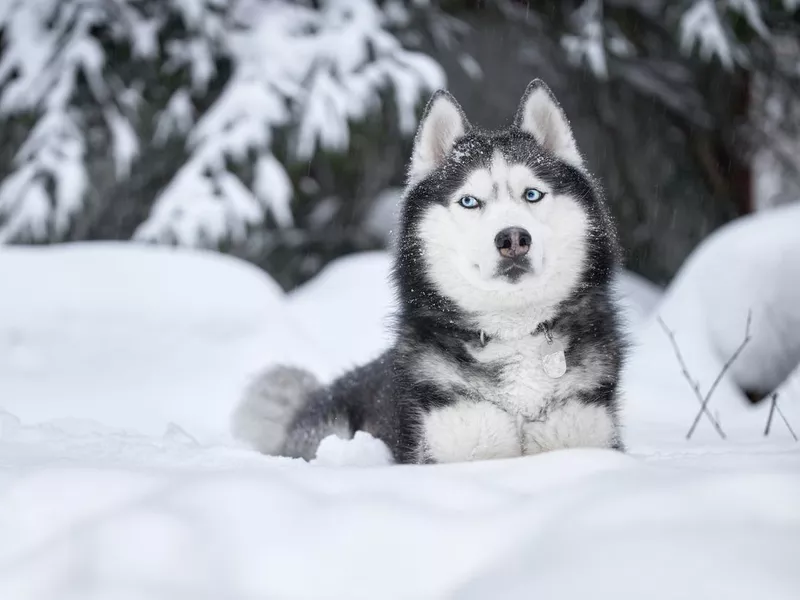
(232, 80), (627, 464)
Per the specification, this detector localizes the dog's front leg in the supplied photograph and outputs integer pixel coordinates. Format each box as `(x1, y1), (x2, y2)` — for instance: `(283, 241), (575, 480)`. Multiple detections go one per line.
(420, 401), (521, 463)
(520, 399), (618, 454)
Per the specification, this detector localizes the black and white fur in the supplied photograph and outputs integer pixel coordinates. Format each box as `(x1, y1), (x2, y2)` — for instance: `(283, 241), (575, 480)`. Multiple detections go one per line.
(232, 80), (627, 464)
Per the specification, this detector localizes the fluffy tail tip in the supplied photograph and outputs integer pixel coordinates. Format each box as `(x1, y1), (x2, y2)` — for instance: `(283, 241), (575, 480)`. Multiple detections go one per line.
(231, 365), (319, 455)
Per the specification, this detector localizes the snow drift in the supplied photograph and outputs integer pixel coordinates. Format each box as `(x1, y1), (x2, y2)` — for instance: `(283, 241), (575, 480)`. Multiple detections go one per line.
(0, 209), (799, 599)
(624, 203), (800, 443)
(0, 242), (328, 440)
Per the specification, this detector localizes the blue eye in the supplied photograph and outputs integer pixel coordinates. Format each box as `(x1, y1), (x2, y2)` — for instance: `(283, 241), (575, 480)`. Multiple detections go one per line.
(524, 188), (545, 203)
(459, 196), (480, 209)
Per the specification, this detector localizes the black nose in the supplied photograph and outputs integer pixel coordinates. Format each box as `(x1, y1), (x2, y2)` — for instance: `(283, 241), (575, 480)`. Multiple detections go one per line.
(495, 227), (531, 258)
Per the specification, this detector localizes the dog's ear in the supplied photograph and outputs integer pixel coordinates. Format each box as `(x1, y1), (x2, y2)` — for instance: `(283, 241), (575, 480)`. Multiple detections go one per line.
(514, 79), (583, 169)
(408, 90), (470, 185)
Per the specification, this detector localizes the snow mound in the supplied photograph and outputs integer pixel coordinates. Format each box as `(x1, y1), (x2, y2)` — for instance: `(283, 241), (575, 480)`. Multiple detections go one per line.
(615, 269), (662, 322)
(289, 251), (396, 374)
(624, 203), (800, 443)
(671, 203), (800, 393)
(313, 431), (394, 467)
(0, 243), (327, 440)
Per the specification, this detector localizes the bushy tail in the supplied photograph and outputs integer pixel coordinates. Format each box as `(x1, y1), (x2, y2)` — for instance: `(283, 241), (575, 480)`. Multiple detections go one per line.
(231, 365), (320, 455)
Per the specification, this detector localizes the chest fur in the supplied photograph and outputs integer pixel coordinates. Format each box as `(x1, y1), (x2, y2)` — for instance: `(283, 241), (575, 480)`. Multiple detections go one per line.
(470, 332), (598, 418)
(411, 331), (600, 417)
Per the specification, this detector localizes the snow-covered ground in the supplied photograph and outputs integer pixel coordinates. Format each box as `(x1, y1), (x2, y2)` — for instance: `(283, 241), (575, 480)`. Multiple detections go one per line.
(1, 207), (799, 599)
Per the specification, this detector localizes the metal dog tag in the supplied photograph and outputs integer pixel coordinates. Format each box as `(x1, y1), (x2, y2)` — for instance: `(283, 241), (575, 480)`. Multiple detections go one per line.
(541, 339), (567, 379)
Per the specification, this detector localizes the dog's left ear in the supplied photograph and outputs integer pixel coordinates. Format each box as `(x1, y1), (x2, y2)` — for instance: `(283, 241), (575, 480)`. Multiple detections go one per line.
(514, 79), (583, 169)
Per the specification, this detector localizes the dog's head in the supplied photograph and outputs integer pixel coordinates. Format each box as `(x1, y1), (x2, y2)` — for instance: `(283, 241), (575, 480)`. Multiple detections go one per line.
(398, 80), (617, 317)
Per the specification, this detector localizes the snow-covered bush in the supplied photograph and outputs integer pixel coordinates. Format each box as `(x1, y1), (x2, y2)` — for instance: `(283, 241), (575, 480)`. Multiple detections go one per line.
(0, 0), (445, 252)
(136, 0), (444, 246)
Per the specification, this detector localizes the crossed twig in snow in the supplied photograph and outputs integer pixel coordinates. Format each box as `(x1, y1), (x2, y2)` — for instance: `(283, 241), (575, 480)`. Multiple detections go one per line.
(764, 392), (799, 441)
(687, 311), (752, 440)
(658, 316), (727, 440)
(658, 311), (754, 440)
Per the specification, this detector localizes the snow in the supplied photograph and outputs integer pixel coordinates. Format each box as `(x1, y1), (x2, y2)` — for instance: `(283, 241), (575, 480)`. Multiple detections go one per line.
(675, 0), (770, 69)
(153, 89), (195, 144)
(679, 0), (735, 69)
(312, 431), (394, 467)
(459, 458), (800, 600)
(1, 210), (799, 598)
(623, 203), (800, 444)
(0, 110), (88, 243)
(0, 242), (327, 439)
(288, 251), (396, 373)
(728, 0), (769, 38)
(0, 438), (797, 599)
(561, 0), (609, 79)
(105, 107), (140, 178)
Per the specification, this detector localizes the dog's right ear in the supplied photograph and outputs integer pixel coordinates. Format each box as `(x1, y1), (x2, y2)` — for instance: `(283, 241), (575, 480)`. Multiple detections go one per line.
(408, 90), (470, 185)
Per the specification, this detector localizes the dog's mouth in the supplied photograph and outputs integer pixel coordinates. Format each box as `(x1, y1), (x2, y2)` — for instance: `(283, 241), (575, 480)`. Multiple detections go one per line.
(495, 258), (531, 283)
(470, 258), (533, 284)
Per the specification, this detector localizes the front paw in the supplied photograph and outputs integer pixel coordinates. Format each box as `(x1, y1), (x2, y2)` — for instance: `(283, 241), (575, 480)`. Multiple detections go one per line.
(521, 400), (617, 454)
(421, 401), (521, 463)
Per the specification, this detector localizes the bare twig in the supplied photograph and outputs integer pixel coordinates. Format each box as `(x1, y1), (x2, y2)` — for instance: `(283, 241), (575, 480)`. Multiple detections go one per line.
(776, 403), (799, 442)
(686, 310), (753, 440)
(764, 392), (778, 437)
(657, 316), (727, 439)
(764, 391), (798, 441)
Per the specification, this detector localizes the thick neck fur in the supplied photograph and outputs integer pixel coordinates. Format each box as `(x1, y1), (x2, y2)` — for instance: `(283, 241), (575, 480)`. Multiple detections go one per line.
(392, 230), (618, 357)
(393, 206), (618, 350)
(394, 262), (615, 350)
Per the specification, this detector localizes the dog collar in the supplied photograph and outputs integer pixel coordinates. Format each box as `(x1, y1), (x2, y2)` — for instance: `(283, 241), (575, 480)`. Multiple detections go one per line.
(477, 321), (554, 347)
(477, 321), (567, 379)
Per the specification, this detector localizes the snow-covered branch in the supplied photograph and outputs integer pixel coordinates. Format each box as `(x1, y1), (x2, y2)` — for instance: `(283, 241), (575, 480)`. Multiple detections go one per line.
(561, 0), (613, 80)
(136, 0), (444, 247)
(0, 0), (145, 242)
(0, 0), (445, 247)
